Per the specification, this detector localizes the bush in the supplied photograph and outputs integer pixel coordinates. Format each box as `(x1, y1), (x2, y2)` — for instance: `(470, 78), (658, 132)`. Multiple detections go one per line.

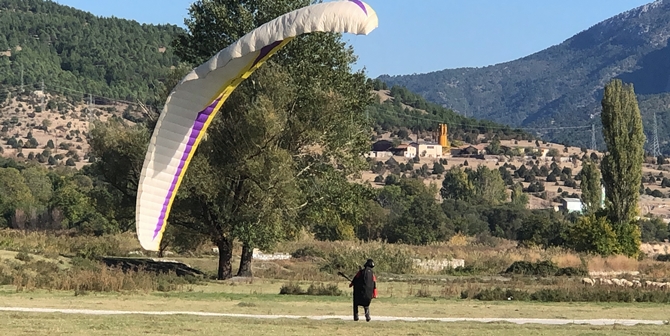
(307, 283), (342, 296)
(504, 260), (558, 276)
(554, 267), (588, 277)
(291, 246), (326, 259)
(14, 251), (33, 262)
(75, 239), (122, 260)
(320, 243), (413, 275)
(565, 214), (620, 256)
(279, 282), (342, 296)
(279, 282), (305, 295)
(503, 260), (587, 277)
(466, 287), (670, 303)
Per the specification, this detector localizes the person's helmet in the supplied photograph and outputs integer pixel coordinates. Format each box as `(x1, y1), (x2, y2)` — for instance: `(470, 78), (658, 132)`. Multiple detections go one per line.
(364, 259), (375, 268)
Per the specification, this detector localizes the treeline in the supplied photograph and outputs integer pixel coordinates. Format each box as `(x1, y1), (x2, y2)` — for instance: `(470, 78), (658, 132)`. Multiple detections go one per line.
(367, 79), (534, 142)
(0, 156), (123, 234)
(3, 150), (667, 247)
(0, 0), (181, 104)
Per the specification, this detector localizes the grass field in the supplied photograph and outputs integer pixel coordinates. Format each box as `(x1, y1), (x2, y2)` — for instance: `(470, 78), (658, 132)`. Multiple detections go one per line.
(3, 280), (670, 321)
(2, 312), (670, 336)
(4, 231), (670, 335)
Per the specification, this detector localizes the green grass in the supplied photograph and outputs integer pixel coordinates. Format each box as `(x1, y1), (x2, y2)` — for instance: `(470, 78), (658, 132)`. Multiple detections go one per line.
(3, 281), (670, 321)
(1, 313), (668, 336)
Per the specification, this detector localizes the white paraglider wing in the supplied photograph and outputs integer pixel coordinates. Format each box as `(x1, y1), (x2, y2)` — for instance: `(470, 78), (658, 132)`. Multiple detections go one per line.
(135, 0), (378, 251)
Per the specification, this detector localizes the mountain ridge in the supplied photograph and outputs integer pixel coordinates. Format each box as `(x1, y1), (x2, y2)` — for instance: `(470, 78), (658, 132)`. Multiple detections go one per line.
(378, 0), (670, 152)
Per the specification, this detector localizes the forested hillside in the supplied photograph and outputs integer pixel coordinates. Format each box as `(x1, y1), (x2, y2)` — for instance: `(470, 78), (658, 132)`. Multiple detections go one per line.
(379, 0), (670, 153)
(366, 80), (533, 142)
(0, 0), (182, 104)
(0, 0), (527, 141)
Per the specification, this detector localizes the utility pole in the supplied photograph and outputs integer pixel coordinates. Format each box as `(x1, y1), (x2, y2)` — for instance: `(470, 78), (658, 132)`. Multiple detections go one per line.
(652, 111), (661, 158)
(88, 94), (94, 119)
(591, 124), (597, 151)
(40, 80), (44, 108)
(20, 65), (24, 93)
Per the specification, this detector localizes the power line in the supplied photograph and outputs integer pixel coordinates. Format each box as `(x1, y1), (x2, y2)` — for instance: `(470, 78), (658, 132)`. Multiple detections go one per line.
(375, 108), (597, 132)
(4, 81), (145, 110)
(591, 124), (597, 151)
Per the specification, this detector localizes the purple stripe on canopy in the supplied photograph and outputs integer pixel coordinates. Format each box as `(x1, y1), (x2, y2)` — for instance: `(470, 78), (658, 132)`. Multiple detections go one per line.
(253, 40), (283, 67)
(349, 0), (367, 15)
(153, 98), (221, 239)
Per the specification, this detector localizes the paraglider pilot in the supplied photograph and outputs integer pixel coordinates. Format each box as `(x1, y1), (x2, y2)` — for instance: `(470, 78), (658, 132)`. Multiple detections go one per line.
(349, 258), (377, 321)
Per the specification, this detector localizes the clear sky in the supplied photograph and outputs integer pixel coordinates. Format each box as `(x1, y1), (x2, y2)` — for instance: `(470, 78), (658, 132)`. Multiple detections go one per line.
(53, 0), (653, 78)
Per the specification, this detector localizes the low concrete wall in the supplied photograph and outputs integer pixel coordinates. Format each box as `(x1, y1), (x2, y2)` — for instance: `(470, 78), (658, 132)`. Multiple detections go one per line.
(252, 248), (291, 261)
(412, 258), (465, 271)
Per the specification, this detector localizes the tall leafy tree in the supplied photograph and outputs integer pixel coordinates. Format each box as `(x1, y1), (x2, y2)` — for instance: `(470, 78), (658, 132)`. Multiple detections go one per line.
(486, 135), (501, 155)
(0, 167), (35, 227)
(440, 166), (475, 202)
(171, 0), (372, 279)
(510, 183), (529, 208)
(86, 119), (151, 231)
(600, 79), (645, 256)
(565, 214), (619, 256)
(580, 160), (602, 214)
(382, 179), (452, 245)
(470, 165), (507, 205)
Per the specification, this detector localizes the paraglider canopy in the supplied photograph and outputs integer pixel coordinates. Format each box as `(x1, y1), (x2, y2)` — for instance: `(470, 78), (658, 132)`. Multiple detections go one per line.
(134, 0), (378, 251)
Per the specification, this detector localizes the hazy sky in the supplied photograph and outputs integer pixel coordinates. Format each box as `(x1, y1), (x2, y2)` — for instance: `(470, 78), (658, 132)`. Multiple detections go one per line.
(54, 0), (652, 77)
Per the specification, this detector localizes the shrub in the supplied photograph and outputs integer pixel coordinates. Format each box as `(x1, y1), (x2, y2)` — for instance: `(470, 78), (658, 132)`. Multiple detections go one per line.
(320, 243), (413, 275)
(279, 282), (305, 295)
(565, 214), (619, 256)
(504, 260), (558, 276)
(503, 260), (587, 277)
(466, 287), (670, 303)
(279, 282), (342, 296)
(306, 283), (342, 296)
(14, 251), (33, 262)
(291, 246), (326, 259)
(554, 267), (588, 277)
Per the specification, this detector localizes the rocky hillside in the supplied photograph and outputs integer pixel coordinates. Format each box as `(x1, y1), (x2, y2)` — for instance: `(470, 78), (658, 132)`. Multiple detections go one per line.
(0, 89), (140, 169)
(379, 0), (670, 152)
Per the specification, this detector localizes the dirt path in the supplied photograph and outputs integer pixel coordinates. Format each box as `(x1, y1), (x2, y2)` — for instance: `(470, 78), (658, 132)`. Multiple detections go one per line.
(0, 307), (666, 326)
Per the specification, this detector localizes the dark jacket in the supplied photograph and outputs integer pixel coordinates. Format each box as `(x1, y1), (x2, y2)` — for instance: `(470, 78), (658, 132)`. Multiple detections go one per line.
(349, 266), (377, 306)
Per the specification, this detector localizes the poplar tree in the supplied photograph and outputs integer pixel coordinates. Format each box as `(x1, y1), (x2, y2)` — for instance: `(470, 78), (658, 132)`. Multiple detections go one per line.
(600, 79), (645, 256)
(579, 160), (602, 214)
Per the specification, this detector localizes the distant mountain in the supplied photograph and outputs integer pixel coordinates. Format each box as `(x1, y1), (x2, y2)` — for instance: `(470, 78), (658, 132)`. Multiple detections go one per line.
(378, 0), (670, 153)
(0, 0), (182, 104)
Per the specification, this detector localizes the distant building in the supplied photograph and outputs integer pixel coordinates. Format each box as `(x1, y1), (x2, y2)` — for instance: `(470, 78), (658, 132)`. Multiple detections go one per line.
(455, 144), (486, 157)
(389, 143), (410, 157)
(561, 198), (583, 213)
(365, 151), (393, 158)
(371, 140), (394, 152)
(409, 142), (443, 158)
(405, 144), (417, 158)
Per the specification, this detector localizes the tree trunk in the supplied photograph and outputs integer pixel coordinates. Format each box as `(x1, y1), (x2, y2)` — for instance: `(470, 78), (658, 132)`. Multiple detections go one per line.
(216, 238), (233, 280)
(236, 243), (253, 277)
